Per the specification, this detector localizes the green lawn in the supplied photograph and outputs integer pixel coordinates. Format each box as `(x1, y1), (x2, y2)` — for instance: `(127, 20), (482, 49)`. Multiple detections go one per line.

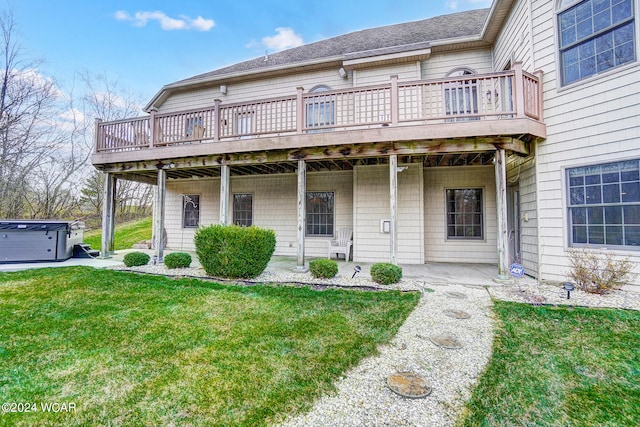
(458, 301), (640, 427)
(83, 217), (152, 251)
(0, 267), (419, 426)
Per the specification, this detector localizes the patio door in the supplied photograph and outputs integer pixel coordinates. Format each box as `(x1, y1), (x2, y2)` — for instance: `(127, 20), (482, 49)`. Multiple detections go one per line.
(507, 186), (521, 264)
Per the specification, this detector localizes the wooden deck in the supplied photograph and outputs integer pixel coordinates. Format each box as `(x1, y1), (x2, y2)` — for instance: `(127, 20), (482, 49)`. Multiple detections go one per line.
(93, 65), (545, 169)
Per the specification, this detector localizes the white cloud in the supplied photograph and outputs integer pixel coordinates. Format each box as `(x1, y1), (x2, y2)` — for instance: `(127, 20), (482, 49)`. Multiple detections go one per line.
(114, 10), (215, 31)
(261, 27), (304, 51)
(58, 108), (84, 124)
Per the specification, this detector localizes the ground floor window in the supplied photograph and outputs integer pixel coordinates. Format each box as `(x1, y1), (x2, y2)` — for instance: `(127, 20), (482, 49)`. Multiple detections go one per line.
(446, 188), (483, 239)
(183, 195), (200, 228)
(233, 193), (253, 226)
(306, 192), (334, 236)
(567, 159), (640, 247)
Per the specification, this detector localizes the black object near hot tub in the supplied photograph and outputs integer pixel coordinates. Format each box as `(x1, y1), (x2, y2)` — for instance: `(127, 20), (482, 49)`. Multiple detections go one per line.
(0, 220), (87, 263)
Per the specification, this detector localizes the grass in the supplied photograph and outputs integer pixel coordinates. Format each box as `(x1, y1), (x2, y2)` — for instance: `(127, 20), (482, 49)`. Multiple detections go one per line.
(457, 301), (640, 427)
(0, 267), (419, 426)
(83, 217), (152, 251)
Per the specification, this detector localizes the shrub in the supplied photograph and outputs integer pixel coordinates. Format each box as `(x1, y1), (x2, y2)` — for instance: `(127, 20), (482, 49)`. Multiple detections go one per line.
(123, 251), (150, 267)
(309, 259), (339, 279)
(370, 262), (403, 285)
(194, 224), (276, 279)
(568, 248), (636, 294)
(164, 252), (192, 269)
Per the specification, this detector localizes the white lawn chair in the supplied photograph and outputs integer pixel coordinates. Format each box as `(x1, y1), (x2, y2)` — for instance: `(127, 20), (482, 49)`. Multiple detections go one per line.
(328, 228), (353, 261)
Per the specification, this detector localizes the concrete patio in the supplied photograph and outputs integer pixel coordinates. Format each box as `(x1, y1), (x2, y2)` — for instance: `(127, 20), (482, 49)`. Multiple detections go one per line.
(0, 249), (538, 287)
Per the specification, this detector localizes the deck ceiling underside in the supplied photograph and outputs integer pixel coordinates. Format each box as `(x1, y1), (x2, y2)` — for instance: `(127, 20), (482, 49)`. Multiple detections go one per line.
(114, 151), (498, 184)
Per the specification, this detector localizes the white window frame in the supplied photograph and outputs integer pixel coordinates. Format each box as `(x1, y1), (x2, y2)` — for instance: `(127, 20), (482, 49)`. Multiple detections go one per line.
(232, 193), (253, 227)
(305, 191), (335, 237)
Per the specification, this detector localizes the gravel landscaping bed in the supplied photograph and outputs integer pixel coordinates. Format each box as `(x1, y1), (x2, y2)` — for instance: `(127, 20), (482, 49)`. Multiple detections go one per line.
(109, 264), (425, 292)
(487, 281), (640, 311)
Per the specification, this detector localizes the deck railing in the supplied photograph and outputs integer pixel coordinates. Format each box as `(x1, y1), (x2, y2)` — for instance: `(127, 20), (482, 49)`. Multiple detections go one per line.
(96, 64), (542, 153)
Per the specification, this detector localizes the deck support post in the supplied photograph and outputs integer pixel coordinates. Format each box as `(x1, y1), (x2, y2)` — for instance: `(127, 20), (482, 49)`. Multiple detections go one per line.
(154, 168), (166, 262)
(100, 172), (116, 258)
(389, 154), (398, 265)
(296, 159), (307, 271)
(494, 149), (510, 281)
(219, 164), (230, 224)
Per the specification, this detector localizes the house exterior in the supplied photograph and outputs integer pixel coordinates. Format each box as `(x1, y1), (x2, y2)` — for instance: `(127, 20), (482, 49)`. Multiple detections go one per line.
(92, 0), (640, 284)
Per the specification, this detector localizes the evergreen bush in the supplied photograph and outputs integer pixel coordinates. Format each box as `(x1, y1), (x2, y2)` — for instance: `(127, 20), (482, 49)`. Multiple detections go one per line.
(370, 262), (403, 285)
(123, 251), (150, 267)
(309, 259), (339, 279)
(194, 224), (276, 279)
(164, 252), (192, 269)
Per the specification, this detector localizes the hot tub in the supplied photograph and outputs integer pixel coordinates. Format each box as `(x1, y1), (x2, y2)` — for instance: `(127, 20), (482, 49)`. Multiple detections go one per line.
(0, 220), (85, 263)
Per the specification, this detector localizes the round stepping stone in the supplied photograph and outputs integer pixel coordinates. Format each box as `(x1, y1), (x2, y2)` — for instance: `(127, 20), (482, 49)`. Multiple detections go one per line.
(429, 334), (463, 349)
(443, 309), (471, 319)
(386, 372), (432, 399)
(445, 291), (467, 299)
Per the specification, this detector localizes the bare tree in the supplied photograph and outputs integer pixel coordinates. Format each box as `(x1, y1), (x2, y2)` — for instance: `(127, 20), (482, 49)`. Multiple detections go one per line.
(75, 71), (152, 224)
(0, 8), (151, 222)
(0, 9), (62, 218)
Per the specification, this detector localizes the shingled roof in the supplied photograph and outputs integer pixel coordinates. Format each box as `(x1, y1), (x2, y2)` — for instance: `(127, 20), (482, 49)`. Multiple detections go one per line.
(174, 8), (490, 86)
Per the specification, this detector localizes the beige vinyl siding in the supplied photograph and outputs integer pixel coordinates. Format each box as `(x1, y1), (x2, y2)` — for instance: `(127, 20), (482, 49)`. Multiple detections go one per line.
(523, 0), (640, 283)
(165, 171), (353, 257)
(232, 171), (354, 257)
(353, 164), (423, 264)
(353, 62), (421, 86)
(492, 0), (534, 70)
(165, 179), (219, 252)
(420, 49), (493, 79)
(424, 166), (498, 263)
(158, 69), (354, 114)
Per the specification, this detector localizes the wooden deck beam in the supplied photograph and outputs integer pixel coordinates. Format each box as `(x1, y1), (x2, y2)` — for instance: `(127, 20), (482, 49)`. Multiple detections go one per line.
(96, 137), (528, 175)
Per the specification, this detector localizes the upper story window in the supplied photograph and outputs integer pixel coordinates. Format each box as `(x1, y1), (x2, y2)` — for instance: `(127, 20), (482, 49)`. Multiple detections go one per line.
(444, 68), (479, 120)
(306, 85), (335, 130)
(558, 0), (636, 86)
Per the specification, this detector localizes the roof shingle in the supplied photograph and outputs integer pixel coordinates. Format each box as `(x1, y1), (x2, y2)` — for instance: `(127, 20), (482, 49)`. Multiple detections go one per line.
(174, 8), (489, 85)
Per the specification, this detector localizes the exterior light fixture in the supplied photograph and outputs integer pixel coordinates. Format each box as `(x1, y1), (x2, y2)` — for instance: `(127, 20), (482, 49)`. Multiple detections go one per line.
(338, 67), (348, 79)
(486, 89), (498, 101)
(156, 162), (175, 170)
(563, 282), (574, 299)
(220, 84), (227, 95)
(352, 265), (361, 279)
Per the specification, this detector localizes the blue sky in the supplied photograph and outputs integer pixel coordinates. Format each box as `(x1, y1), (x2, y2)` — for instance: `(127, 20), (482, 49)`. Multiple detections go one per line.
(11, 0), (492, 105)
